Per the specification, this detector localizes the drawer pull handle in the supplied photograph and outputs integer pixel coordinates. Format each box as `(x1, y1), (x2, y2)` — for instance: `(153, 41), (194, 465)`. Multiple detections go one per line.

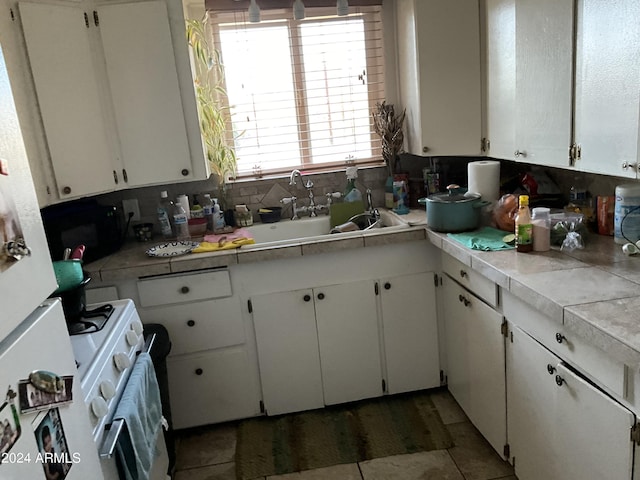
(180, 286), (190, 294)
(459, 270), (468, 278)
(458, 294), (470, 307)
(303, 294), (311, 302)
(384, 282), (391, 290)
(547, 364), (556, 375)
(555, 333), (566, 344)
(195, 368), (203, 376)
(317, 293), (325, 300)
(187, 320), (195, 327)
(555, 375), (565, 387)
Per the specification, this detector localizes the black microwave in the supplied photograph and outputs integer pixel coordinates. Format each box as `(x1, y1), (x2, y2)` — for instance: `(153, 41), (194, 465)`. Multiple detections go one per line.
(41, 199), (123, 263)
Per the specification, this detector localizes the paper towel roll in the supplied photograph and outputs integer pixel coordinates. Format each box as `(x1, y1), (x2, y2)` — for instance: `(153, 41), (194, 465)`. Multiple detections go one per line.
(177, 194), (191, 219)
(467, 160), (500, 203)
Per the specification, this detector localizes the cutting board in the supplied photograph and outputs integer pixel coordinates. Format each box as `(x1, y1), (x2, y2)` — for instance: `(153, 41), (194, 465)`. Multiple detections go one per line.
(329, 201), (365, 228)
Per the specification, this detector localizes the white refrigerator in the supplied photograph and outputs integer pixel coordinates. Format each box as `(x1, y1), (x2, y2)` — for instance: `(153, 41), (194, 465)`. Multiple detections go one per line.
(0, 35), (103, 480)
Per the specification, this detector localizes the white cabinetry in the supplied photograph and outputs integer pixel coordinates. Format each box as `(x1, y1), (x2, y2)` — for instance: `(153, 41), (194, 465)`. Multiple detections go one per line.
(507, 324), (635, 480)
(136, 269), (259, 429)
(440, 259), (506, 458)
(251, 279), (382, 415)
(484, 0), (573, 167)
(395, 0), (481, 156)
(574, 0), (640, 178)
(379, 272), (440, 394)
(19, 0), (205, 201)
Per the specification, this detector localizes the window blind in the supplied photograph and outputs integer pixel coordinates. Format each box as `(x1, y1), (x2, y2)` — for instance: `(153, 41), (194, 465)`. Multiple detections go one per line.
(208, 6), (385, 179)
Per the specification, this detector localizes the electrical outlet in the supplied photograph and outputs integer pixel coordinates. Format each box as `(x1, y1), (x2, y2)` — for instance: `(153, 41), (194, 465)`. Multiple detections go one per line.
(122, 198), (140, 221)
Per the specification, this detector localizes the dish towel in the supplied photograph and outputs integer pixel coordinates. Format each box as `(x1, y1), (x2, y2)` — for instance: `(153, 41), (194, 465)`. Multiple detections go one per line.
(447, 227), (515, 251)
(193, 237), (255, 253)
(203, 228), (253, 244)
(114, 352), (163, 480)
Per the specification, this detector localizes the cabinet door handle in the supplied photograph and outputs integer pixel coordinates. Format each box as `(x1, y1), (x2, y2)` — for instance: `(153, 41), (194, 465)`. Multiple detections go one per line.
(187, 320), (195, 327)
(384, 282), (391, 290)
(514, 149), (527, 158)
(622, 161), (638, 172)
(555, 375), (565, 387)
(303, 294), (311, 302)
(459, 270), (468, 278)
(458, 294), (471, 307)
(317, 293), (325, 300)
(62, 186), (72, 195)
(180, 286), (190, 294)
(181, 168), (190, 176)
(195, 368), (203, 376)
(122, 168), (128, 183)
(113, 170), (119, 184)
(555, 333), (566, 344)
(547, 364), (556, 375)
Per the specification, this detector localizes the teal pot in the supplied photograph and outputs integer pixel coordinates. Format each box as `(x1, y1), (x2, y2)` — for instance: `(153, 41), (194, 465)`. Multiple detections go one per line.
(419, 185), (491, 233)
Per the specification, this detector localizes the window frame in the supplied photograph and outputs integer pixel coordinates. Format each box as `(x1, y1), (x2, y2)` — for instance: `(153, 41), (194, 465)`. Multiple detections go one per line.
(208, 6), (385, 180)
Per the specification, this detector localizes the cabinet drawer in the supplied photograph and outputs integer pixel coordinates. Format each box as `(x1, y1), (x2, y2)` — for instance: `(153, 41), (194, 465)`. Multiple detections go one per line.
(503, 291), (626, 397)
(140, 297), (244, 356)
(137, 269), (231, 307)
(167, 348), (258, 429)
(442, 253), (497, 307)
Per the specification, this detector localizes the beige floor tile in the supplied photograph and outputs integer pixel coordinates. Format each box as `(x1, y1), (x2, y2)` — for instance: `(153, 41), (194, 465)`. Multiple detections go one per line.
(174, 462), (238, 480)
(446, 422), (514, 480)
(267, 463), (362, 480)
(359, 450), (464, 480)
(176, 423), (237, 470)
(430, 389), (468, 425)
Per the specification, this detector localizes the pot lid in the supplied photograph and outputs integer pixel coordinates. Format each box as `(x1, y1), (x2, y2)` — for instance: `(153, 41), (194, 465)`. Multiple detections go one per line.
(427, 184), (481, 203)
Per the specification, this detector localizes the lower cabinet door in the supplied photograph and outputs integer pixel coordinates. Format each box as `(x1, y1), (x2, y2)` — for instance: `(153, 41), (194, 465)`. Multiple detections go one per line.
(315, 280), (382, 405)
(167, 347), (259, 429)
(508, 325), (635, 480)
(252, 289), (324, 415)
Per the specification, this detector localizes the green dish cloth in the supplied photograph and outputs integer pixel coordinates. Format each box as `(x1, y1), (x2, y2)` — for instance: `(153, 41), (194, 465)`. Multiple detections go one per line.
(448, 227), (515, 251)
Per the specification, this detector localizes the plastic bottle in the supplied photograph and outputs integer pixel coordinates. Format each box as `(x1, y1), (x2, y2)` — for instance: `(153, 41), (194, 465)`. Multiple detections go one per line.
(531, 207), (551, 252)
(202, 194), (215, 232)
(157, 191), (174, 239)
(173, 199), (191, 242)
(213, 201), (226, 232)
(344, 166), (363, 202)
(515, 194), (533, 253)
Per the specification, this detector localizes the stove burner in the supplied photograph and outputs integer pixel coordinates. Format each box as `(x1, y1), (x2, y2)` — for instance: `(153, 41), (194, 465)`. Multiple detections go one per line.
(67, 304), (115, 335)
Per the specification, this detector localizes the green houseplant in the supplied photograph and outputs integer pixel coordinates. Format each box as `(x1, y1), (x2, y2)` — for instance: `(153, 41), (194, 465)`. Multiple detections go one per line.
(186, 17), (238, 200)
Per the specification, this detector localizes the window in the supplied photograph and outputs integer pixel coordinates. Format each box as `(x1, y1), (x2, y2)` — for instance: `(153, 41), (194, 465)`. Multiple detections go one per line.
(208, 6), (385, 179)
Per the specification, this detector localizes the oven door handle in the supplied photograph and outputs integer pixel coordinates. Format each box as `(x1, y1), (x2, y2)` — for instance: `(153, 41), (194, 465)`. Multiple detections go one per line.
(99, 333), (156, 458)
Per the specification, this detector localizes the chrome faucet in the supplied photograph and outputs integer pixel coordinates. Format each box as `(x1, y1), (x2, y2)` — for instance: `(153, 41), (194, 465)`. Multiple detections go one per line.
(288, 169), (318, 217)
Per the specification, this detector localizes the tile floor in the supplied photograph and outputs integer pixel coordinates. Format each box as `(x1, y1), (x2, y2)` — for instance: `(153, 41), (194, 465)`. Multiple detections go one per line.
(173, 389), (517, 480)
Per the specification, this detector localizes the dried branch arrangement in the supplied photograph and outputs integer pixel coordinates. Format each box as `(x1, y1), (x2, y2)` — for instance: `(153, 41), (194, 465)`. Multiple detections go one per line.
(372, 101), (406, 177)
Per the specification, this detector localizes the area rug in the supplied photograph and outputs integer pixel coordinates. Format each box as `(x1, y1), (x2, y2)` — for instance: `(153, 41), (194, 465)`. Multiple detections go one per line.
(235, 391), (454, 479)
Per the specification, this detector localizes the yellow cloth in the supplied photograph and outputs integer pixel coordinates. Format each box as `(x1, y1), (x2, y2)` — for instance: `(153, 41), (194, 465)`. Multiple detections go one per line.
(192, 237), (255, 253)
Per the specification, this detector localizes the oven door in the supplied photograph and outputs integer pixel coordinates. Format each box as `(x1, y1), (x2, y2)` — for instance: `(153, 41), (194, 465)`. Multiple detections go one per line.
(98, 334), (170, 480)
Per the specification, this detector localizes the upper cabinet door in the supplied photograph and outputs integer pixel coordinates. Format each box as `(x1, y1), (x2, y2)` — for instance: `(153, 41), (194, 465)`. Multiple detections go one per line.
(514, 0), (574, 167)
(97, 1), (193, 187)
(484, 0), (515, 161)
(574, 0), (640, 179)
(19, 2), (117, 199)
(396, 0), (482, 157)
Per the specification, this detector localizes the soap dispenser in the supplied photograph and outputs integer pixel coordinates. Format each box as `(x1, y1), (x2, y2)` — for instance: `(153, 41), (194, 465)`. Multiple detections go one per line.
(344, 167), (363, 203)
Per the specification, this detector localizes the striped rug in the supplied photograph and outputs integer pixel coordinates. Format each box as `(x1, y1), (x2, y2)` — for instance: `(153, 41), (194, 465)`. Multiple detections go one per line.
(235, 390), (453, 479)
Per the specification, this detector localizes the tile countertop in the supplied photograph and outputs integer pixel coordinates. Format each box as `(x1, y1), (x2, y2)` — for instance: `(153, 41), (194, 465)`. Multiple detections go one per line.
(428, 230), (640, 371)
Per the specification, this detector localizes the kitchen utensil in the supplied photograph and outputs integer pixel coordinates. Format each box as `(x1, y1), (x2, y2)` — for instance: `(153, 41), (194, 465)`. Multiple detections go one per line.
(62, 247), (71, 260)
(71, 244), (86, 260)
(420, 184), (490, 232)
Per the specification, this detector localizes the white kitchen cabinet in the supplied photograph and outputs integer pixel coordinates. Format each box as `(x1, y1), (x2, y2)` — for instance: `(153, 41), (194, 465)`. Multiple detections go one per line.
(167, 347), (258, 429)
(379, 272), (440, 394)
(574, 0), (640, 178)
(315, 280), (382, 405)
(252, 280), (382, 414)
(441, 274), (506, 458)
(484, 0), (574, 167)
(507, 324), (635, 480)
(395, 0), (482, 156)
(484, 0), (515, 161)
(18, 0), (205, 201)
(251, 288), (324, 416)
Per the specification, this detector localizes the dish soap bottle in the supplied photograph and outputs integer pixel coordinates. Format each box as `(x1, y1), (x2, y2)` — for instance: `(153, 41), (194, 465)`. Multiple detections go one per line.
(344, 167), (363, 203)
(515, 194), (533, 253)
(213, 201), (226, 233)
(157, 191), (174, 239)
(173, 199), (191, 242)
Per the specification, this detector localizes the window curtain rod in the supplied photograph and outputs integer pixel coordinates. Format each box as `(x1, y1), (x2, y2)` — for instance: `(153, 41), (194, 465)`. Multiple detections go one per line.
(205, 0), (382, 12)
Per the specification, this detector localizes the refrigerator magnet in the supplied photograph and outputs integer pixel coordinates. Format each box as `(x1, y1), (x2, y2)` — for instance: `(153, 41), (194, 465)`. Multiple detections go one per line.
(0, 387), (21, 461)
(33, 408), (72, 480)
(18, 376), (73, 414)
